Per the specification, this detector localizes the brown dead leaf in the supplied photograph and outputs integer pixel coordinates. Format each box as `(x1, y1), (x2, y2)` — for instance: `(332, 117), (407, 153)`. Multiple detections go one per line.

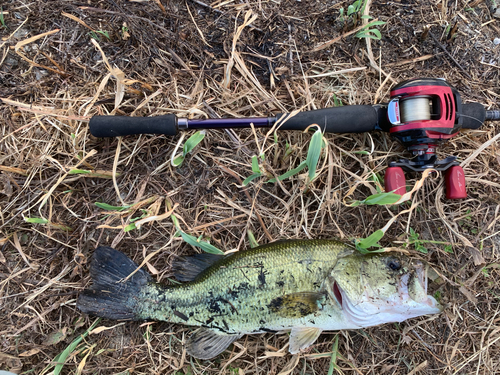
(19, 348), (41, 357)
(0, 165), (28, 176)
(14, 29), (60, 51)
(459, 285), (478, 304)
(90, 323), (125, 335)
(43, 327), (68, 345)
(408, 361), (428, 375)
(402, 334), (412, 345)
(468, 246), (485, 266)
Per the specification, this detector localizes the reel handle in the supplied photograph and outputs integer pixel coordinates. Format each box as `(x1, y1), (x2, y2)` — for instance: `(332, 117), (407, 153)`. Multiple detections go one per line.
(445, 166), (467, 199)
(384, 167), (407, 195)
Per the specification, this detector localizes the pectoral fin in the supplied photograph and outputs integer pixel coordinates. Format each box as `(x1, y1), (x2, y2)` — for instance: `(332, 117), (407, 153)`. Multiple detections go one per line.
(186, 328), (242, 359)
(268, 292), (326, 318)
(289, 327), (323, 354)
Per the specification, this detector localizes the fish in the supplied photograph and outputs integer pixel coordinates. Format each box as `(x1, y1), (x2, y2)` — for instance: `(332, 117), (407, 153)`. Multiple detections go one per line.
(77, 239), (442, 359)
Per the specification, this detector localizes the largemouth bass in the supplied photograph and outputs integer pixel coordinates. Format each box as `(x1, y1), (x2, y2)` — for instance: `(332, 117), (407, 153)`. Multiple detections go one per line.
(77, 239), (442, 359)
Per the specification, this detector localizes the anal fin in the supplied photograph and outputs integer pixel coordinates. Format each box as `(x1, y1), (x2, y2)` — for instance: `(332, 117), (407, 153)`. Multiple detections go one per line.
(289, 327), (322, 354)
(186, 328), (242, 360)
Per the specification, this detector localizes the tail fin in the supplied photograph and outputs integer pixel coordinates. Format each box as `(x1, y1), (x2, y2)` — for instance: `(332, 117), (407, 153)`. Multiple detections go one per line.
(77, 247), (152, 320)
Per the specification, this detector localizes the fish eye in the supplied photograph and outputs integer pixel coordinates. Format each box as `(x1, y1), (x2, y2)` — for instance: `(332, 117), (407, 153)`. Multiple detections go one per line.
(388, 259), (401, 271)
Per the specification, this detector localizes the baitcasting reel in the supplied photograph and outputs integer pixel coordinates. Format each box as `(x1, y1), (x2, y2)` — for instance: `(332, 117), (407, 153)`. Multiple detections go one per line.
(384, 78), (490, 199)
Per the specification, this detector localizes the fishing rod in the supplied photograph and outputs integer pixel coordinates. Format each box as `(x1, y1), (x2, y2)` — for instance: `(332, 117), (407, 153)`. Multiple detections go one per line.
(89, 78), (500, 199)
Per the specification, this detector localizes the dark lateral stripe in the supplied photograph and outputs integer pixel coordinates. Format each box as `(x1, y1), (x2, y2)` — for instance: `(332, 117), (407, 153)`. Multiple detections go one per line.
(173, 310), (189, 321)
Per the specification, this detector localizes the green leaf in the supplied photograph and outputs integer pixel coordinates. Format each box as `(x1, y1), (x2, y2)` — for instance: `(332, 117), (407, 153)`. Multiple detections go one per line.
(124, 223), (137, 232)
(183, 131), (205, 156)
(368, 20), (387, 26)
(357, 230), (384, 249)
(356, 28), (382, 40)
(433, 291), (442, 303)
(25, 217), (49, 224)
(327, 335), (339, 375)
(95, 202), (131, 211)
(68, 169), (91, 174)
(170, 213), (180, 230)
(247, 230), (259, 248)
(268, 160), (307, 183)
(416, 244), (428, 254)
(306, 128), (324, 180)
(363, 192), (401, 205)
(172, 154), (185, 167)
(178, 231), (224, 254)
(243, 173), (262, 186)
(251, 155), (260, 173)
(354, 150), (369, 155)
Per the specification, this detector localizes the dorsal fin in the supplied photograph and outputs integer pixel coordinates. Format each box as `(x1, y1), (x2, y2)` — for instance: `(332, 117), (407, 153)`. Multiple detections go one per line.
(172, 253), (225, 282)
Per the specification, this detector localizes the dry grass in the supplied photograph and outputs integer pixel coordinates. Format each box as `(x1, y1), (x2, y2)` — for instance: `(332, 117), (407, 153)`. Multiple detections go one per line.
(0, 0), (499, 374)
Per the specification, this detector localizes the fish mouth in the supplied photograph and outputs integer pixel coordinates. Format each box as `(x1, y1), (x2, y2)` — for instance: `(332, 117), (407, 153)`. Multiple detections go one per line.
(411, 262), (443, 311)
(332, 281), (344, 307)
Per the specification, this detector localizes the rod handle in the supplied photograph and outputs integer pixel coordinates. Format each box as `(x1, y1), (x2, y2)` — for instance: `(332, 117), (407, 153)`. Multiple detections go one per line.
(276, 105), (380, 133)
(89, 114), (179, 137)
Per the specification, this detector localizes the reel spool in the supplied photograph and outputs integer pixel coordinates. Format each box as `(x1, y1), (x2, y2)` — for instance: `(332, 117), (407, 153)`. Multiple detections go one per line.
(399, 96), (432, 123)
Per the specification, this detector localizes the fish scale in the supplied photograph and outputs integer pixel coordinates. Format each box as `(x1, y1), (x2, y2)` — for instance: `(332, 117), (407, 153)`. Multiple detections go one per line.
(135, 239), (352, 333)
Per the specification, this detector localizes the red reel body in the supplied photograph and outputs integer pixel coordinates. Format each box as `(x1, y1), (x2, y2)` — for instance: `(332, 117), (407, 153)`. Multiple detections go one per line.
(384, 78), (467, 199)
(387, 78), (463, 144)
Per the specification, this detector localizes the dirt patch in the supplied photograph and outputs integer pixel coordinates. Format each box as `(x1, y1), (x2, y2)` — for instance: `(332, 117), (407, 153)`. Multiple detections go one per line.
(1, 0), (499, 374)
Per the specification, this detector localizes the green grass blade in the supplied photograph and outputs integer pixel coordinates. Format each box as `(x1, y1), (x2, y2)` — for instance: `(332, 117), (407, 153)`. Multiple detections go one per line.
(357, 229), (384, 250)
(172, 154), (185, 167)
(251, 155), (260, 173)
(247, 230), (260, 248)
(179, 231), (224, 254)
(68, 169), (91, 174)
(268, 160), (307, 183)
(95, 202), (131, 211)
(363, 192), (401, 205)
(327, 335), (339, 375)
(243, 173), (262, 186)
(183, 131), (205, 156)
(306, 128), (323, 180)
(51, 319), (101, 375)
(25, 217), (49, 224)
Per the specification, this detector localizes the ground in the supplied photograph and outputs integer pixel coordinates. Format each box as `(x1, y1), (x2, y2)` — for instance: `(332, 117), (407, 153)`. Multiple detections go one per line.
(0, 0), (500, 374)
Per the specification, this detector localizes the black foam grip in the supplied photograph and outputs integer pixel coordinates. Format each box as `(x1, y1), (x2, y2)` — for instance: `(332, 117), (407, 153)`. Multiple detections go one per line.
(276, 105), (378, 133)
(461, 103), (486, 129)
(89, 114), (178, 137)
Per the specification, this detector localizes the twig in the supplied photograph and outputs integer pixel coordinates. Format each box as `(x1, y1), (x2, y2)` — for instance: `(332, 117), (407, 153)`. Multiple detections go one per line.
(429, 32), (472, 79)
(312, 20), (381, 52)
